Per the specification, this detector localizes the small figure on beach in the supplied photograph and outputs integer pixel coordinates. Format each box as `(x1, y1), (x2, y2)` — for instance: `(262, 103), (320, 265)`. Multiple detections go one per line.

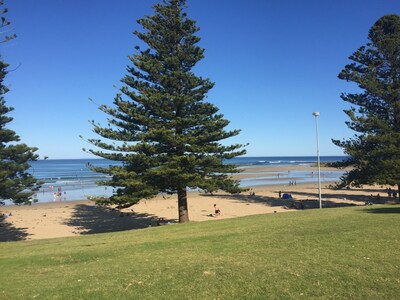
(157, 218), (168, 226)
(387, 187), (392, 197)
(365, 196), (373, 206)
(214, 204), (221, 216)
(278, 191), (282, 198)
(208, 204), (221, 217)
(365, 194), (374, 206)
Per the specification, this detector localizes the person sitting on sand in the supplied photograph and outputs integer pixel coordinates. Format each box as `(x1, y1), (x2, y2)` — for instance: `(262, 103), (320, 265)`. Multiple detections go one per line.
(157, 218), (167, 226)
(214, 204), (221, 216)
(208, 204), (221, 217)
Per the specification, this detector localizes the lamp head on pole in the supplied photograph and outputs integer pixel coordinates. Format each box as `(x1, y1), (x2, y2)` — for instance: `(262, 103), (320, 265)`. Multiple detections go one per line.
(312, 112), (320, 117)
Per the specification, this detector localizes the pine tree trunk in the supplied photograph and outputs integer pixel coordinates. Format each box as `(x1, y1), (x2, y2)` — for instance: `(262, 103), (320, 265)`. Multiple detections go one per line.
(178, 186), (189, 223)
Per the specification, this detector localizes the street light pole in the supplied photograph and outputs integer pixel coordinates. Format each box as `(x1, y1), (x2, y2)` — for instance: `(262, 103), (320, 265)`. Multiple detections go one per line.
(312, 112), (322, 209)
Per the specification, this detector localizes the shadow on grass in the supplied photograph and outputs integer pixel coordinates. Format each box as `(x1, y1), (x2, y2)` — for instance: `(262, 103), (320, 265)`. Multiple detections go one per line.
(64, 204), (166, 235)
(0, 220), (29, 242)
(289, 190), (370, 203)
(290, 190), (395, 205)
(362, 206), (400, 214)
(202, 193), (357, 209)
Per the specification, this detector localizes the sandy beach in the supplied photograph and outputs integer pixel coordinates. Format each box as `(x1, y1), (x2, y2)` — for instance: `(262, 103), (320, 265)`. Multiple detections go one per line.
(0, 165), (395, 241)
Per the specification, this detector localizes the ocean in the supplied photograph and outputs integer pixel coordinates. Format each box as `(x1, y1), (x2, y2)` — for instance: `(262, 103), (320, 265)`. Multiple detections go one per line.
(225, 156), (345, 166)
(21, 156), (346, 204)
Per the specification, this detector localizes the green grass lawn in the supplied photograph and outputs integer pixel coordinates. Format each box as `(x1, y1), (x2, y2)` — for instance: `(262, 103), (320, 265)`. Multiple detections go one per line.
(1, 205), (400, 299)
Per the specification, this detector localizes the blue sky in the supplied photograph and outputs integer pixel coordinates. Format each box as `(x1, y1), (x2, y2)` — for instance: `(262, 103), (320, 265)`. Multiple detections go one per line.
(3, 0), (400, 159)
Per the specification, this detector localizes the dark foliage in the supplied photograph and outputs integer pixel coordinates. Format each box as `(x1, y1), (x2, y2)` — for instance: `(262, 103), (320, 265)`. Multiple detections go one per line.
(333, 14), (400, 193)
(86, 0), (246, 222)
(0, 1), (40, 204)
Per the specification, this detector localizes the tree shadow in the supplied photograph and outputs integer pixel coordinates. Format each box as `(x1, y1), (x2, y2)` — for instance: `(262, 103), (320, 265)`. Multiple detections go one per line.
(201, 193), (288, 206)
(0, 219), (30, 242)
(63, 204), (168, 235)
(362, 206), (400, 214)
(291, 190), (368, 202)
(202, 193), (356, 209)
(289, 190), (391, 204)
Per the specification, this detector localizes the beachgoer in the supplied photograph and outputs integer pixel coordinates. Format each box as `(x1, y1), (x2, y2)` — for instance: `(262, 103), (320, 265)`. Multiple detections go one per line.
(376, 194), (381, 202)
(157, 218), (167, 226)
(214, 204), (221, 216)
(278, 191), (282, 198)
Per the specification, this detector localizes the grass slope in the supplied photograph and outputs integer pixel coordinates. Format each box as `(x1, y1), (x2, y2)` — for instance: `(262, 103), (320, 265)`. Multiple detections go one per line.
(1, 205), (400, 299)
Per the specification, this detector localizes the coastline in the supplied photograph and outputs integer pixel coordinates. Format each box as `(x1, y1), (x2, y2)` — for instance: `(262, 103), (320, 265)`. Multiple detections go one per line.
(19, 164), (347, 205)
(0, 165), (393, 241)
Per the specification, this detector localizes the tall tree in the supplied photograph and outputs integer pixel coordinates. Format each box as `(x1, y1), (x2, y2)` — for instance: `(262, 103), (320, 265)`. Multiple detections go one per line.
(86, 0), (246, 222)
(0, 1), (40, 204)
(333, 14), (400, 195)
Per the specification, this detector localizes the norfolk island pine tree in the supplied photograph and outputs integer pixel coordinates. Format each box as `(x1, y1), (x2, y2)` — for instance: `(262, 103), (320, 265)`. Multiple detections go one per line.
(0, 1), (40, 205)
(333, 14), (400, 197)
(84, 0), (247, 223)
